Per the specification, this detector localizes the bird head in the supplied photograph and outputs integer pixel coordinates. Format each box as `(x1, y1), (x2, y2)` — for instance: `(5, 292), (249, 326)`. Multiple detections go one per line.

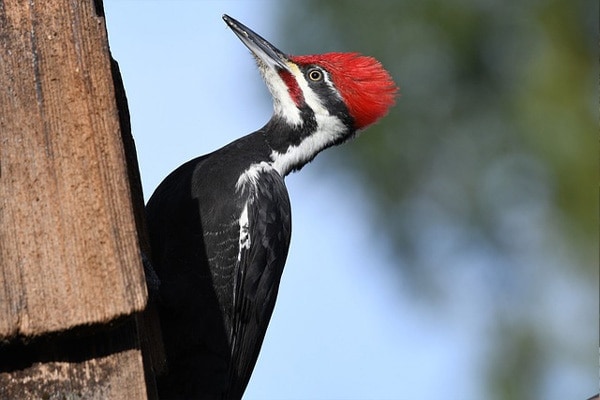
(223, 15), (398, 175)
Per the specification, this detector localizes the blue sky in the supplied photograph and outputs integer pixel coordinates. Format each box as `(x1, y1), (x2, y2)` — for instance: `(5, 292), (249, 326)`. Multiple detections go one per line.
(102, 2), (592, 399)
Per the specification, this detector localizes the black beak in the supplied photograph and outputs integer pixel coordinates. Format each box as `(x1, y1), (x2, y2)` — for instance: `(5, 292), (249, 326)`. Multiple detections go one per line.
(222, 14), (291, 72)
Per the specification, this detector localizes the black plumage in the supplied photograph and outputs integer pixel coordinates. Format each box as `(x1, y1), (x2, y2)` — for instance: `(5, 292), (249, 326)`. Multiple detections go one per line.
(146, 132), (292, 398)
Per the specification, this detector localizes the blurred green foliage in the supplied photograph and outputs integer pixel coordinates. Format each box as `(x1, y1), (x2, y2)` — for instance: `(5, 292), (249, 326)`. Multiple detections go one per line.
(277, 0), (597, 399)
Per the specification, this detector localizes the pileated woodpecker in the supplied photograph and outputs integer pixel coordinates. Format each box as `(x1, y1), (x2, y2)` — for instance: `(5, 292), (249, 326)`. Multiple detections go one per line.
(146, 14), (397, 399)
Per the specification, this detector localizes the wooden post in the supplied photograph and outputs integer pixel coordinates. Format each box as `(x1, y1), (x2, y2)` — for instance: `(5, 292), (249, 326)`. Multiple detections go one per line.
(0, 0), (158, 397)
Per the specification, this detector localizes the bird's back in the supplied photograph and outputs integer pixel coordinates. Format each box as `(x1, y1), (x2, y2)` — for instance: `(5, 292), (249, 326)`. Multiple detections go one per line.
(146, 155), (229, 397)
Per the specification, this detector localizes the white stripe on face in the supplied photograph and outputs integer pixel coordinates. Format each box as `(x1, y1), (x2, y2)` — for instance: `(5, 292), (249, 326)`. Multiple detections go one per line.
(259, 63), (303, 126)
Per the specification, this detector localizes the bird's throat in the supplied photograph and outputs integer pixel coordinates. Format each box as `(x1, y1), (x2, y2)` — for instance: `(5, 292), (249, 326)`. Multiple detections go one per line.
(265, 113), (349, 176)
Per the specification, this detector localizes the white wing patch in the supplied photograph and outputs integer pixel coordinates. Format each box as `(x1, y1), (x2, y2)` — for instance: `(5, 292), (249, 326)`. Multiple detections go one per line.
(235, 161), (273, 192)
(236, 162), (280, 261)
(237, 202), (250, 262)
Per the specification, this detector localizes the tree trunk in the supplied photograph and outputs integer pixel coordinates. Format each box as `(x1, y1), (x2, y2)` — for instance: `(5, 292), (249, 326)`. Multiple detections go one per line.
(0, 0), (160, 397)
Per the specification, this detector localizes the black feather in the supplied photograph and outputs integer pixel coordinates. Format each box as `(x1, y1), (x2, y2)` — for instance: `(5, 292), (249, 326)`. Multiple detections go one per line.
(146, 132), (291, 399)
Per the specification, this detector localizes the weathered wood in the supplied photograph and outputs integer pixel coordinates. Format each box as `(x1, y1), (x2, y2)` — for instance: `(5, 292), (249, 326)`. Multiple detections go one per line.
(0, 0), (147, 337)
(0, 0), (157, 397)
(1, 350), (145, 399)
(0, 318), (148, 399)
(111, 55), (166, 390)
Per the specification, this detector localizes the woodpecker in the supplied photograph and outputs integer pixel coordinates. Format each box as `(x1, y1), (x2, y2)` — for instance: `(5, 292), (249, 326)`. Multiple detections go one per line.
(146, 14), (397, 399)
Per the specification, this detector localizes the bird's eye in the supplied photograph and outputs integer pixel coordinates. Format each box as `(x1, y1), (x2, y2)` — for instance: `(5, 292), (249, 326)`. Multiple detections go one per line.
(307, 68), (323, 82)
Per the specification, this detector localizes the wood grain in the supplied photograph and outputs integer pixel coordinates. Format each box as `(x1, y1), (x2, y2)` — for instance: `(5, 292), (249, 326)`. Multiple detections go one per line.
(0, 0), (147, 337)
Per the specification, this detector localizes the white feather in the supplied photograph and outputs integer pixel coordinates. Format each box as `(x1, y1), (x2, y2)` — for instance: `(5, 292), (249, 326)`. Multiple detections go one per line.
(235, 161), (273, 192)
(270, 116), (346, 176)
(271, 65), (347, 176)
(237, 202), (250, 262)
(260, 64), (302, 126)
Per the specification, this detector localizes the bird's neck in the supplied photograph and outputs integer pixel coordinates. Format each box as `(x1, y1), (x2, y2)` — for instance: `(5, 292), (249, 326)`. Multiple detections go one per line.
(261, 112), (352, 177)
